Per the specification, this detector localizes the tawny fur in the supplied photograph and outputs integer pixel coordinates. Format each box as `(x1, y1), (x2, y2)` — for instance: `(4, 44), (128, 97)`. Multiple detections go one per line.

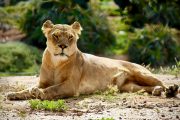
(7, 20), (166, 100)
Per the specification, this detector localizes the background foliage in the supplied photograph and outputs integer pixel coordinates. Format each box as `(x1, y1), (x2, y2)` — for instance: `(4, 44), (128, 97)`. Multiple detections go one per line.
(115, 0), (180, 28)
(0, 0), (180, 75)
(0, 42), (41, 73)
(1, 0), (115, 54)
(128, 25), (180, 66)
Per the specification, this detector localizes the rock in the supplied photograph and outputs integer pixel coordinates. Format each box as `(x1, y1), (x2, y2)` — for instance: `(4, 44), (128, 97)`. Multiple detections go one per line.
(77, 112), (83, 116)
(169, 109), (173, 112)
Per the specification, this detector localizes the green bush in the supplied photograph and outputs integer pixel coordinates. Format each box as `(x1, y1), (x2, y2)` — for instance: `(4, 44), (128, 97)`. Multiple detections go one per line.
(115, 0), (180, 29)
(2, 0), (115, 54)
(0, 0), (28, 6)
(128, 25), (180, 66)
(0, 42), (42, 73)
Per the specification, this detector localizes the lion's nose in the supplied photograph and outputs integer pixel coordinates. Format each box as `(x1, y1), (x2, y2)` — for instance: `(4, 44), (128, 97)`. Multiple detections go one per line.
(58, 44), (67, 49)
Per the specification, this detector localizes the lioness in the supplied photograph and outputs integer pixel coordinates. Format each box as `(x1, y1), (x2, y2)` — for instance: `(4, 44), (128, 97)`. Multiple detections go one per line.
(7, 20), (178, 100)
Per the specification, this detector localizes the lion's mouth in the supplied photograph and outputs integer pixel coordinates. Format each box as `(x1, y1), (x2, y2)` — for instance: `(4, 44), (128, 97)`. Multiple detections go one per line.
(54, 53), (69, 57)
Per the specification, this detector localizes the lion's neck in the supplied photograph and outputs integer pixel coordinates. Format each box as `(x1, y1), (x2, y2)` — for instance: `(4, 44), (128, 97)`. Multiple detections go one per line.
(43, 48), (80, 68)
(51, 54), (68, 67)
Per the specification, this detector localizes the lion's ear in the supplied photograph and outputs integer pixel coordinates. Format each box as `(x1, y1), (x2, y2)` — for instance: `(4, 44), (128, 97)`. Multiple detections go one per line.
(71, 21), (82, 35)
(42, 20), (54, 36)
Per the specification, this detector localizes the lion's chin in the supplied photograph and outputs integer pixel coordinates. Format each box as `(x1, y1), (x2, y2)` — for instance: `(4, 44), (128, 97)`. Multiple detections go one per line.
(54, 53), (69, 57)
(53, 54), (69, 62)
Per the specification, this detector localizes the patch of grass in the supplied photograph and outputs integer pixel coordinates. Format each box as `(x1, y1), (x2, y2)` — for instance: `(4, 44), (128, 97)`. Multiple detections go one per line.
(29, 99), (68, 112)
(101, 95), (118, 102)
(0, 72), (39, 77)
(95, 85), (119, 96)
(146, 60), (180, 77)
(96, 117), (114, 120)
(103, 85), (119, 96)
(89, 117), (114, 120)
(93, 85), (119, 101)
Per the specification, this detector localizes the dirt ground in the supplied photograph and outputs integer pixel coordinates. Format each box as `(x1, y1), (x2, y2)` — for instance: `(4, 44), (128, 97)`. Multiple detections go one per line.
(0, 74), (180, 120)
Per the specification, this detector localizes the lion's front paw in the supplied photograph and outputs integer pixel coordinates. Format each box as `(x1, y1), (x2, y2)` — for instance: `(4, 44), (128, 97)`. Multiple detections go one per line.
(152, 86), (163, 96)
(6, 92), (18, 100)
(30, 87), (46, 100)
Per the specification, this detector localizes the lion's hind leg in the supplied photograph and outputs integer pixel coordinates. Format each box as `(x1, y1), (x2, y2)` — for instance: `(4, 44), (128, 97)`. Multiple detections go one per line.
(134, 72), (164, 87)
(114, 70), (165, 96)
(134, 72), (166, 96)
(112, 71), (153, 93)
(120, 82), (155, 93)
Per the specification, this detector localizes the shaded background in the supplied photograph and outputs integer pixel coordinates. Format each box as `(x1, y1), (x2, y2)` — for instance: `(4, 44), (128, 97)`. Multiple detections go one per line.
(0, 0), (179, 76)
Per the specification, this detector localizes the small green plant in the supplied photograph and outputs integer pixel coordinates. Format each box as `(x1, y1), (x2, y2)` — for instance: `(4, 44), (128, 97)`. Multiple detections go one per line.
(29, 99), (68, 112)
(95, 85), (119, 96)
(94, 85), (119, 101)
(104, 85), (119, 96)
(96, 117), (114, 120)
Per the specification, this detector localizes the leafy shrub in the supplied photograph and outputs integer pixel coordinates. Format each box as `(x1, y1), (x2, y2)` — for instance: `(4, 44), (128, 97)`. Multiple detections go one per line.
(29, 99), (67, 112)
(74, 0), (89, 9)
(0, 42), (41, 73)
(0, 0), (28, 6)
(3, 0), (115, 54)
(128, 24), (180, 66)
(115, 0), (180, 29)
(100, 0), (120, 16)
(0, 1), (36, 27)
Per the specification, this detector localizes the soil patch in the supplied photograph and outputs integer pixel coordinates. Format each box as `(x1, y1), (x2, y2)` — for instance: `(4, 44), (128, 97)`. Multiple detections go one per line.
(0, 75), (180, 120)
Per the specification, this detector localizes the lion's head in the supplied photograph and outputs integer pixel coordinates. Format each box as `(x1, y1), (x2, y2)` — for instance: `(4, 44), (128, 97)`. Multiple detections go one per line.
(42, 20), (82, 60)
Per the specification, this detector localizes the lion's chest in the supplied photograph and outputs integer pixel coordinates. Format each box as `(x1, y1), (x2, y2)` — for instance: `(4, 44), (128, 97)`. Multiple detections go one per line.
(52, 67), (69, 85)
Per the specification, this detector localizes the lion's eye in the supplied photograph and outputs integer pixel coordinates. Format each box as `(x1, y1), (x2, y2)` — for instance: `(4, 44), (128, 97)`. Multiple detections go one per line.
(69, 35), (73, 39)
(68, 35), (73, 42)
(52, 34), (58, 40)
